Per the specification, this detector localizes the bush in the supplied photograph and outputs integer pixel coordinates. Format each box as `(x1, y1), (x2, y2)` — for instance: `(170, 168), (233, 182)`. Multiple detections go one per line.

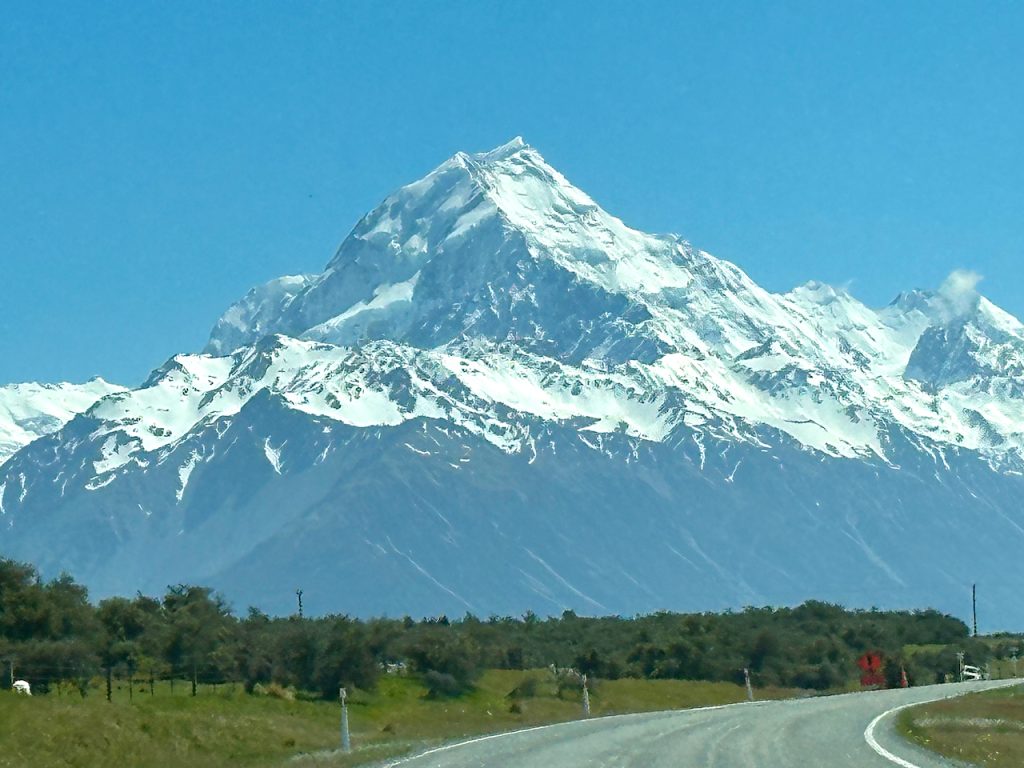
(423, 670), (462, 698)
(507, 675), (540, 700)
(404, 627), (481, 694)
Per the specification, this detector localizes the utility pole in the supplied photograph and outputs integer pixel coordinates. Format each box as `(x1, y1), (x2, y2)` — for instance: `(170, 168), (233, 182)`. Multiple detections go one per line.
(339, 687), (351, 753)
(972, 583), (978, 637)
(296, 589), (304, 620)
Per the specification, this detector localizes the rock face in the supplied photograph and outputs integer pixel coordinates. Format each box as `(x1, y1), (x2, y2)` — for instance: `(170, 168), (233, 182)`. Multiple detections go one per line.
(3, 139), (1023, 625)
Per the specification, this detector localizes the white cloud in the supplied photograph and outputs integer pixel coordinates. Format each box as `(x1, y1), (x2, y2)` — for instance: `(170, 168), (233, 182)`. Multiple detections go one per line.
(937, 269), (982, 321)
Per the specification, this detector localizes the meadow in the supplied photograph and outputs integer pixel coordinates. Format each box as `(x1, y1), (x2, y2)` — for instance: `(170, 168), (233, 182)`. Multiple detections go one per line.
(898, 684), (1024, 767)
(0, 670), (803, 767)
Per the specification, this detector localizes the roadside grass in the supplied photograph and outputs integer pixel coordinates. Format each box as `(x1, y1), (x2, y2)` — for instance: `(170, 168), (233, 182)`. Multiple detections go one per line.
(0, 671), (805, 767)
(897, 684), (1024, 767)
(295, 671), (805, 767)
(0, 680), (340, 768)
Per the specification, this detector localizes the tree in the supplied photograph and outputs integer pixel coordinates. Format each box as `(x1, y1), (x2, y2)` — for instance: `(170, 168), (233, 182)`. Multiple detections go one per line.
(313, 618), (377, 697)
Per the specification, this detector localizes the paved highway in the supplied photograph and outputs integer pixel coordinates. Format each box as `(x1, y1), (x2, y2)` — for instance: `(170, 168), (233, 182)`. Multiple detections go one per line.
(388, 679), (1020, 767)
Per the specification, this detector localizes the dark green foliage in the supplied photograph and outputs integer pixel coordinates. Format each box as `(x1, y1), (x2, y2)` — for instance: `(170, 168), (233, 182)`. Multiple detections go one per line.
(507, 674), (540, 700)
(0, 556), (992, 700)
(313, 618), (377, 698)
(403, 623), (482, 696)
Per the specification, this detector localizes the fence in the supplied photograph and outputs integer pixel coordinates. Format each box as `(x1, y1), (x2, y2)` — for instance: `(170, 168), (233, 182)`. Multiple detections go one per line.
(1, 663), (253, 702)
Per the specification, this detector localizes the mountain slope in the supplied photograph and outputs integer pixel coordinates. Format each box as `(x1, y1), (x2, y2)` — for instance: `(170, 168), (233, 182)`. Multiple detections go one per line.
(3, 139), (1024, 625)
(0, 378), (125, 466)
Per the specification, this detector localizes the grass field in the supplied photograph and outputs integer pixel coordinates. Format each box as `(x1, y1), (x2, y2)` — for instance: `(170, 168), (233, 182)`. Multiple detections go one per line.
(898, 684), (1024, 767)
(0, 672), (805, 767)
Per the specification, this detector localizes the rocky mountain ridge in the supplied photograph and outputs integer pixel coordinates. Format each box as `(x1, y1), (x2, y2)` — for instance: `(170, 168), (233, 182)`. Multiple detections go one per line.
(3, 139), (1023, 625)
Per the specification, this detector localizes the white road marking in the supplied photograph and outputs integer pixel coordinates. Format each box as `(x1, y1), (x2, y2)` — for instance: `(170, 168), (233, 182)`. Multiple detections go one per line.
(864, 702), (928, 768)
(863, 680), (1022, 768)
(383, 701), (750, 766)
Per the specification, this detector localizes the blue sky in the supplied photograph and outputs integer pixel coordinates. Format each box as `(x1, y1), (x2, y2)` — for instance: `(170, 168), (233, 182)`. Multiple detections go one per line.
(2, 2), (1023, 385)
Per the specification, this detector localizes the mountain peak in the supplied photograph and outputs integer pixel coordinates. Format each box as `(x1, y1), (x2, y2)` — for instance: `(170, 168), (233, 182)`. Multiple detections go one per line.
(473, 136), (529, 163)
(789, 280), (848, 305)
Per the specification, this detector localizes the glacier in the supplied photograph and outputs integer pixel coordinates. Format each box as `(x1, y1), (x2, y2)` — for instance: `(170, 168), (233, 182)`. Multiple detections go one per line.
(3, 138), (1024, 626)
(0, 378), (125, 466)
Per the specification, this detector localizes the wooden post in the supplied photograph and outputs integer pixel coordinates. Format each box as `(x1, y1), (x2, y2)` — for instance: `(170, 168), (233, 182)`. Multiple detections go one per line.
(340, 687), (351, 753)
(105, 667), (112, 703)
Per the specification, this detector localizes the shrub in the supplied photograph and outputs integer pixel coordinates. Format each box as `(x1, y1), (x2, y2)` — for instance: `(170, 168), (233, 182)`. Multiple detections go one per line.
(423, 670), (462, 698)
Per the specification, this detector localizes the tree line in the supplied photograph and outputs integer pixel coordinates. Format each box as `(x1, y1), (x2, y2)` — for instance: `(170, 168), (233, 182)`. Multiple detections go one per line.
(0, 558), (1008, 698)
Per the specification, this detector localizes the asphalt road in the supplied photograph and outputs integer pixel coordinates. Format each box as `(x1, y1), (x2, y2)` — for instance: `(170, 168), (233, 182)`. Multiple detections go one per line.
(388, 679), (1020, 767)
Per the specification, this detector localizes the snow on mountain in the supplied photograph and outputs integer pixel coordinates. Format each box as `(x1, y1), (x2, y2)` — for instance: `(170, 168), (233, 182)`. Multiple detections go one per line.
(4, 139), (1024, 623)
(206, 274), (315, 356)
(0, 378), (125, 466)
(198, 138), (1024, 465)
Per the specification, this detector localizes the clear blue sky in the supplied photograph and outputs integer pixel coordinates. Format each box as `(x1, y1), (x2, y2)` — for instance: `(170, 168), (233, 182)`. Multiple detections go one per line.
(3, 2), (1023, 385)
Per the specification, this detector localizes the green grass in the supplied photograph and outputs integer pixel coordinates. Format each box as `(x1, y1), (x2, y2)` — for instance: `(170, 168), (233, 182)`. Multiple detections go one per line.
(0, 680), (340, 768)
(897, 684), (1024, 768)
(0, 672), (806, 767)
(297, 671), (806, 767)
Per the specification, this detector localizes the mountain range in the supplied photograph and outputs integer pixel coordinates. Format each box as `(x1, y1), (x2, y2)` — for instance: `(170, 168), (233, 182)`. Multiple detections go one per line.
(3, 138), (1023, 625)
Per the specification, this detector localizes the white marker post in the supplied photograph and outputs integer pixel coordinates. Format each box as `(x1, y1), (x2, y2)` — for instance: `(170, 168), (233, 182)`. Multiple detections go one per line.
(743, 668), (754, 702)
(339, 687), (351, 753)
(581, 674), (590, 718)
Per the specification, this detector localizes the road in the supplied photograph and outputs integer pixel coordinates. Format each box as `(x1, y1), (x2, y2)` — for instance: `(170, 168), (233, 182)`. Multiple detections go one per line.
(388, 679), (1020, 767)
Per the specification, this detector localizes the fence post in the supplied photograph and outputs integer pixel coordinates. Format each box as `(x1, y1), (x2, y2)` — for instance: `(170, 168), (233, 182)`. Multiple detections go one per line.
(340, 687), (351, 753)
(105, 667), (112, 703)
(2, 658), (14, 690)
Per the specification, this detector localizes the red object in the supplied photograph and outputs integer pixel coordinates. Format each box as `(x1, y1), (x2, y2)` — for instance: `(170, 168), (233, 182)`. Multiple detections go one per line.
(900, 666), (909, 688)
(858, 652), (885, 687)
(857, 652), (883, 672)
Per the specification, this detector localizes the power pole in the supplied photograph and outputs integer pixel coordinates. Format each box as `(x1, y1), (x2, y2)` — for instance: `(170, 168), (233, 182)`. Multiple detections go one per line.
(296, 589), (304, 620)
(972, 583), (978, 637)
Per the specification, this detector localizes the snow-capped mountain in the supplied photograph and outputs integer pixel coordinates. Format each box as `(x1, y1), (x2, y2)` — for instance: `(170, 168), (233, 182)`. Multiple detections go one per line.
(0, 378), (125, 466)
(3, 139), (1023, 626)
